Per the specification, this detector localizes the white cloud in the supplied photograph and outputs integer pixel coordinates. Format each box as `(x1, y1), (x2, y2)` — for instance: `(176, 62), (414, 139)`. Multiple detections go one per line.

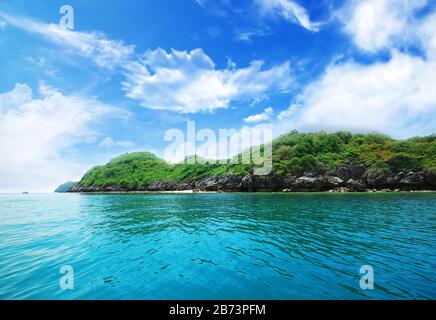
(244, 107), (274, 123)
(0, 83), (33, 109)
(233, 29), (270, 43)
(23, 56), (59, 78)
(99, 137), (135, 148)
(122, 48), (292, 113)
(0, 11), (134, 69)
(0, 83), (129, 192)
(1, 12), (292, 114)
(273, 2), (436, 138)
(38, 81), (59, 96)
(195, 0), (208, 8)
(417, 11), (436, 60)
(100, 137), (116, 147)
(340, 0), (428, 52)
(255, 0), (321, 32)
(276, 50), (436, 138)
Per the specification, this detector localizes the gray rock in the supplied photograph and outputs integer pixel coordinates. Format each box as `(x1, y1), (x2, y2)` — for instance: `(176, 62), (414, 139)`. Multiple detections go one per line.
(400, 171), (426, 186)
(241, 175), (255, 191)
(346, 179), (366, 192)
(331, 187), (350, 193)
(292, 176), (327, 191)
(335, 161), (366, 180)
(71, 167), (436, 193)
(364, 168), (389, 188)
(326, 176), (344, 187)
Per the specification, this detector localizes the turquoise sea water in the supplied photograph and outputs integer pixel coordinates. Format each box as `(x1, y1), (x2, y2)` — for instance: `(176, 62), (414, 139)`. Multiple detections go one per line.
(0, 193), (435, 300)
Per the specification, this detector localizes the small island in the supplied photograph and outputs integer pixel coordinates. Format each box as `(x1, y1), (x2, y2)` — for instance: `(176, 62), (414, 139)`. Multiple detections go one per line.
(54, 181), (77, 193)
(63, 131), (436, 193)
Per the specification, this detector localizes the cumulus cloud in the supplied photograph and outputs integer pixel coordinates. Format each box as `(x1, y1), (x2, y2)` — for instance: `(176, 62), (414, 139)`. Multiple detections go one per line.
(0, 11), (134, 69)
(122, 48), (292, 113)
(0, 83), (129, 192)
(99, 137), (135, 148)
(244, 107), (274, 123)
(277, 51), (436, 137)
(340, 0), (428, 52)
(255, 0), (321, 32)
(1, 12), (292, 114)
(276, 5), (436, 138)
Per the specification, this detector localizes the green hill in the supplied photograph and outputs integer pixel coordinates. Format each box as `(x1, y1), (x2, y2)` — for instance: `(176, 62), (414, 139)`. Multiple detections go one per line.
(54, 181), (77, 193)
(74, 131), (436, 190)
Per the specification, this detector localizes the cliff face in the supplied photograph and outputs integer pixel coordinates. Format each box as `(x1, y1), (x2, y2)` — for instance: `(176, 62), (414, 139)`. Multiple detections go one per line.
(70, 162), (436, 193)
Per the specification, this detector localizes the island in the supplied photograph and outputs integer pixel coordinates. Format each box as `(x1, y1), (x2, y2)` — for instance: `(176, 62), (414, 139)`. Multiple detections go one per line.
(63, 131), (436, 193)
(54, 181), (78, 193)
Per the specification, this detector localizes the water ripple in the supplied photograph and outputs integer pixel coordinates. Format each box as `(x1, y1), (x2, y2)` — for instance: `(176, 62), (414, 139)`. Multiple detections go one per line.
(0, 193), (435, 299)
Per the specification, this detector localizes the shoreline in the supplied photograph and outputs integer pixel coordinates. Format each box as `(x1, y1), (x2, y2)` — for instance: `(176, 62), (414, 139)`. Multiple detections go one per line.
(69, 169), (436, 195)
(68, 189), (436, 195)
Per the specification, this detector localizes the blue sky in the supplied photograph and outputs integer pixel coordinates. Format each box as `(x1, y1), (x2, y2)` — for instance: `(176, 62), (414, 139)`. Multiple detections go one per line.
(0, 0), (435, 192)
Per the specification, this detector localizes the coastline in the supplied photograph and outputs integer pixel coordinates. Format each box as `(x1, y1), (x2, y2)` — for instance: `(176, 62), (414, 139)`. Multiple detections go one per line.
(66, 133), (436, 195)
(69, 168), (436, 194)
(69, 189), (436, 195)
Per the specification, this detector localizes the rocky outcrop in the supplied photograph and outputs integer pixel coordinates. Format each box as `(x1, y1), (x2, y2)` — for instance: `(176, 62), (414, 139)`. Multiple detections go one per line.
(363, 168), (436, 190)
(346, 179), (366, 192)
(195, 174), (244, 191)
(285, 176), (327, 191)
(70, 164), (436, 193)
(333, 161), (366, 181)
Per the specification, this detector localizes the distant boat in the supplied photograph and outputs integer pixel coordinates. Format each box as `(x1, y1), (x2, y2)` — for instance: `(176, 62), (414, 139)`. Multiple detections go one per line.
(22, 191), (29, 194)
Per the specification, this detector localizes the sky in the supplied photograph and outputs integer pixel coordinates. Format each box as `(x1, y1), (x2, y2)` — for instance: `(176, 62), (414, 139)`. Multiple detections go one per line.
(0, 0), (435, 192)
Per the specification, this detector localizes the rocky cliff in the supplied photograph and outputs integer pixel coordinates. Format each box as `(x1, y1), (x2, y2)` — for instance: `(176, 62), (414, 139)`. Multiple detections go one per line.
(70, 161), (436, 193)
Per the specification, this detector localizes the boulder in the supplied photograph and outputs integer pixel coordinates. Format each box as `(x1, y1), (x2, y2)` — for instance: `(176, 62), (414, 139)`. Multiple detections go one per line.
(253, 174), (282, 191)
(326, 176), (344, 187)
(195, 174), (243, 191)
(241, 174), (255, 191)
(292, 176), (327, 191)
(346, 179), (366, 192)
(400, 171), (423, 185)
(335, 161), (366, 180)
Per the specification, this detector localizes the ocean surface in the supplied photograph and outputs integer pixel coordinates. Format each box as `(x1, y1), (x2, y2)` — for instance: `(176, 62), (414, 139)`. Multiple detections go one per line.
(0, 193), (435, 300)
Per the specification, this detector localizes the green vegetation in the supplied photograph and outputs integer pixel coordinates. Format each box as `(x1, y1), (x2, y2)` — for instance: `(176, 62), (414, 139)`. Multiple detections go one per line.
(54, 181), (77, 193)
(76, 131), (436, 189)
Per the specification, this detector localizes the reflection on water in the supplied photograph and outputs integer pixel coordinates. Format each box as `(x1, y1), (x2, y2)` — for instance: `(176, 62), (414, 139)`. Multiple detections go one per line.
(0, 193), (435, 299)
